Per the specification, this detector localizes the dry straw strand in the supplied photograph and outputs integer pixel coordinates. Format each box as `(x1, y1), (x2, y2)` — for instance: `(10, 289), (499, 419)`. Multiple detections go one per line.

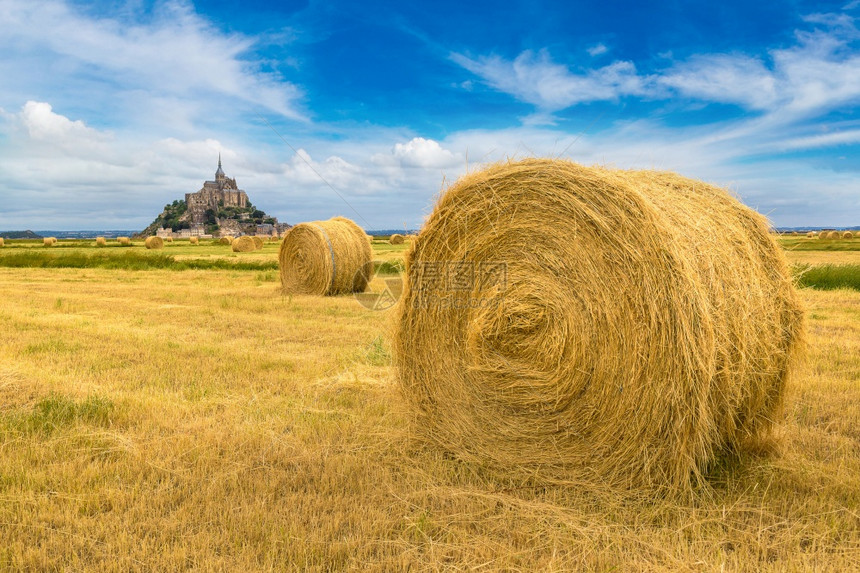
(278, 216), (372, 296)
(394, 158), (804, 493)
(232, 236), (256, 252)
(389, 233), (405, 245)
(145, 236), (164, 250)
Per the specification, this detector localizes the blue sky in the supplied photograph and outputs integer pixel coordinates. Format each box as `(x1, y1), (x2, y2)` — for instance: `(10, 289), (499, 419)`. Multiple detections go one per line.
(1, 0), (859, 231)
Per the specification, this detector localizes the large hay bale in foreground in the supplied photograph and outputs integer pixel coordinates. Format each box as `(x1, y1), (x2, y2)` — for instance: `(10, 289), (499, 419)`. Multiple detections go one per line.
(117, 237), (131, 246)
(232, 236), (256, 252)
(95, 237), (107, 247)
(145, 236), (164, 250)
(43, 237), (57, 246)
(389, 233), (405, 245)
(252, 236), (264, 250)
(394, 158), (804, 492)
(278, 216), (372, 295)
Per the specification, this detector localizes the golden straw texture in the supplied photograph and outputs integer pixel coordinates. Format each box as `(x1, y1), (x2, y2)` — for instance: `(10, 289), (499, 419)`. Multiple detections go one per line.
(278, 217), (372, 296)
(394, 158), (805, 493)
(145, 236), (164, 250)
(232, 236), (256, 252)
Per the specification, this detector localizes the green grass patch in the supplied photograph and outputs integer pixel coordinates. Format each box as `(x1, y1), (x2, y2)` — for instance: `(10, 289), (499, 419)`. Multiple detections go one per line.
(0, 250), (278, 271)
(779, 237), (860, 251)
(6, 394), (118, 436)
(793, 263), (860, 291)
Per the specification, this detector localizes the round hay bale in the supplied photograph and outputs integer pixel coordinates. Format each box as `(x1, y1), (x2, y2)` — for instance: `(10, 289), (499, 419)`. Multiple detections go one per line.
(117, 236), (131, 246)
(252, 236), (264, 250)
(189, 236), (199, 245)
(842, 231), (853, 239)
(164, 237), (173, 243)
(269, 235), (280, 242)
(827, 230), (840, 239)
(218, 236), (234, 246)
(0, 237), (5, 247)
(232, 236), (256, 252)
(95, 237), (107, 247)
(818, 231), (829, 239)
(389, 233), (405, 245)
(806, 231), (815, 238)
(394, 158), (804, 492)
(145, 236), (164, 250)
(43, 237), (57, 246)
(278, 216), (372, 295)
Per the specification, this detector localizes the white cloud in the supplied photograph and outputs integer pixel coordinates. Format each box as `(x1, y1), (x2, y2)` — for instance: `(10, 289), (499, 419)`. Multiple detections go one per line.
(0, 0), (305, 125)
(660, 54), (778, 110)
(450, 49), (651, 111)
(587, 43), (608, 57)
(390, 137), (462, 168)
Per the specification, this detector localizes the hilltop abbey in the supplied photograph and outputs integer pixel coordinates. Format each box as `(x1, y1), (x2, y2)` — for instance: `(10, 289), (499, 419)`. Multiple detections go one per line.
(185, 155), (249, 226)
(148, 156), (289, 239)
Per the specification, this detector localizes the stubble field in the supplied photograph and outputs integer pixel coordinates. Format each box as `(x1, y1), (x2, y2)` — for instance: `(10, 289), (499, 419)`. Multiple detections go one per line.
(0, 237), (857, 571)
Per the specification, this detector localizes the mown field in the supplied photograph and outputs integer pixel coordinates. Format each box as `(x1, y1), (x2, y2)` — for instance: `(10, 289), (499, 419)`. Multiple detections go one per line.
(0, 236), (857, 571)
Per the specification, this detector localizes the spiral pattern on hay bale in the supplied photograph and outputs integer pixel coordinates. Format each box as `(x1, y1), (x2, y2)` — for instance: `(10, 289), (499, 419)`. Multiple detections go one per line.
(394, 158), (804, 492)
(145, 236), (164, 250)
(232, 236), (256, 252)
(278, 217), (372, 296)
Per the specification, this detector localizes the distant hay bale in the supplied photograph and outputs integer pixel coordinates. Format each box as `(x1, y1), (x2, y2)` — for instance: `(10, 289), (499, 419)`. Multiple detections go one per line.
(818, 231), (829, 239)
(278, 216), (372, 295)
(389, 233), (405, 245)
(218, 236), (234, 245)
(189, 236), (199, 245)
(252, 236), (264, 250)
(43, 237), (57, 246)
(95, 237), (107, 247)
(0, 237), (5, 247)
(231, 236), (256, 252)
(806, 231), (815, 238)
(144, 236), (164, 250)
(269, 236), (280, 242)
(394, 158), (804, 492)
(117, 237), (131, 246)
(164, 237), (173, 243)
(842, 231), (854, 239)
(827, 231), (840, 239)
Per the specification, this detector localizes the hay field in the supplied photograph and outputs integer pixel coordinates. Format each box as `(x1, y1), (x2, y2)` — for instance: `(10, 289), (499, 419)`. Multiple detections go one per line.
(0, 240), (857, 570)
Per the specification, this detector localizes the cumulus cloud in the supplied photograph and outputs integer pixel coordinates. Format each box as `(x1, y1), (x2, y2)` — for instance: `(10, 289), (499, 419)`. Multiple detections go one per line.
(390, 137), (462, 168)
